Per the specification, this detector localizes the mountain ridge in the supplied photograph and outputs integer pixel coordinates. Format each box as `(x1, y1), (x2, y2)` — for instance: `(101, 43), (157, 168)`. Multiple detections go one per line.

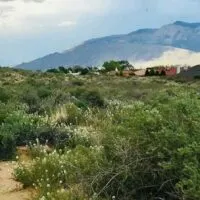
(16, 21), (200, 70)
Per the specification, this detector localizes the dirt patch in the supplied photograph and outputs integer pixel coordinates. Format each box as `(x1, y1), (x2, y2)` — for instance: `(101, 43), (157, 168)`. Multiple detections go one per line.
(0, 162), (33, 200)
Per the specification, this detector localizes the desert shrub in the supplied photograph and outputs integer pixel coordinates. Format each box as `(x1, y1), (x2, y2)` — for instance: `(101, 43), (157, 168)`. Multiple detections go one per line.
(26, 77), (38, 85)
(14, 164), (33, 187)
(16, 89), (200, 200)
(0, 102), (28, 124)
(37, 126), (71, 150)
(70, 87), (85, 97)
(48, 186), (90, 200)
(83, 90), (105, 107)
(0, 110), (45, 146)
(14, 145), (106, 199)
(0, 87), (10, 103)
(71, 89), (105, 108)
(1, 68), (200, 199)
(28, 139), (52, 159)
(49, 103), (83, 126)
(0, 132), (16, 160)
(93, 90), (200, 200)
(0, 103), (9, 124)
(52, 90), (71, 105)
(67, 126), (101, 148)
(71, 79), (84, 86)
(20, 88), (41, 113)
(37, 86), (52, 99)
(1, 111), (69, 150)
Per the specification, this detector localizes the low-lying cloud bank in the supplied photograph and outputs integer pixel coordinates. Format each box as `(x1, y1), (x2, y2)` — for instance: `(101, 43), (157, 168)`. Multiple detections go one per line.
(133, 48), (200, 69)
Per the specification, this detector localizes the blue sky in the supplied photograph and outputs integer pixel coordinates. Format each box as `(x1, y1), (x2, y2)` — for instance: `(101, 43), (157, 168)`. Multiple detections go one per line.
(0, 0), (200, 66)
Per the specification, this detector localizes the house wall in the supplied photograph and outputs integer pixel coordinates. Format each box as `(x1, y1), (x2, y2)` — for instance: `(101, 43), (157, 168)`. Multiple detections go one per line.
(165, 67), (177, 76)
(122, 70), (135, 77)
(134, 69), (146, 76)
(122, 70), (130, 77)
(153, 67), (177, 76)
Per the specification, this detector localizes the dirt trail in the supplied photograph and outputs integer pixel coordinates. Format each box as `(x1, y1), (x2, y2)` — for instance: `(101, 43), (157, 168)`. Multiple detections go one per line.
(0, 161), (32, 200)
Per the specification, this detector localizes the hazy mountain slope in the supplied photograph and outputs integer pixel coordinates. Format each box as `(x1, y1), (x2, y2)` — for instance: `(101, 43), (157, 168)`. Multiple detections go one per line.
(17, 44), (176, 70)
(16, 21), (200, 70)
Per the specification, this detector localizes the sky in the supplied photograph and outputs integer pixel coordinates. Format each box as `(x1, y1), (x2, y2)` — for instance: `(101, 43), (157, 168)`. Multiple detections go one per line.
(0, 0), (200, 66)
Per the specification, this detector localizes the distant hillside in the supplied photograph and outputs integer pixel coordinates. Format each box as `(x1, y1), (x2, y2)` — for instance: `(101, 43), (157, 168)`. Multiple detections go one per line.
(16, 21), (200, 70)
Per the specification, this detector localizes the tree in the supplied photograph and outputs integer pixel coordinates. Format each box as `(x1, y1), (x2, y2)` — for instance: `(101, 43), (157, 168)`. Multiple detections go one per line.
(155, 70), (160, 76)
(102, 60), (133, 72)
(58, 66), (69, 74)
(46, 68), (59, 73)
(103, 61), (120, 72)
(149, 68), (155, 76)
(145, 69), (150, 76)
(118, 60), (129, 65)
(160, 70), (166, 76)
(80, 68), (89, 75)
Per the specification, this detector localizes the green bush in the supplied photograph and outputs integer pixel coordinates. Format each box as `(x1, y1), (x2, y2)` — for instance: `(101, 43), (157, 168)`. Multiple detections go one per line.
(0, 87), (10, 103)
(15, 89), (200, 200)
(20, 88), (41, 113)
(95, 90), (200, 200)
(50, 103), (83, 126)
(83, 90), (105, 107)
(0, 110), (45, 146)
(0, 103), (9, 124)
(36, 126), (71, 150)
(71, 79), (84, 86)
(1, 67), (200, 200)
(0, 132), (16, 160)
(37, 86), (52, 99)
(71, 89), (105, 108)
(14, 145), (105, 199)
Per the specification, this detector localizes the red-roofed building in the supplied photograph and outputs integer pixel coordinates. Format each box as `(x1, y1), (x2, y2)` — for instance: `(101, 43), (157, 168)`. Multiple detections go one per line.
(163, 67), (177, 76)
(146, 66), (178, 76)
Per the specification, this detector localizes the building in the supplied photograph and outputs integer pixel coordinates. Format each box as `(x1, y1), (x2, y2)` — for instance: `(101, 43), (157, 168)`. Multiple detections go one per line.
(134, 69), (146, 76)
(122, 69), (135, 77)
(145, 66), (178, 76)
(163, 67), (177, 76)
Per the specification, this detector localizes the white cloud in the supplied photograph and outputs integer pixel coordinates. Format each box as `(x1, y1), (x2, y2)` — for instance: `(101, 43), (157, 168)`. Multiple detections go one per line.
(58, 20), (76, 27)
(0, 0), (111, 35)
(2, 0), (199, 36)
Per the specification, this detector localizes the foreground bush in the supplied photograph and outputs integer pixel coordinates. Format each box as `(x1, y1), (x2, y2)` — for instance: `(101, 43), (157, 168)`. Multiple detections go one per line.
(0, 110), (71, 159)
(14, 88), (200, 200)
(15, 145), (106, 199)
(1, 68), (200, 199)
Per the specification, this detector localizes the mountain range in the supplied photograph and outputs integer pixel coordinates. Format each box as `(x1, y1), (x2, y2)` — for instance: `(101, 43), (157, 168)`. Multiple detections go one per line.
(16, 21), (200, 70)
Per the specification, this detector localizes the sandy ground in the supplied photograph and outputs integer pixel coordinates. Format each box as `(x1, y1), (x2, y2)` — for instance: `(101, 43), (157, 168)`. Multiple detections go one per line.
(0, 161), (32, 200)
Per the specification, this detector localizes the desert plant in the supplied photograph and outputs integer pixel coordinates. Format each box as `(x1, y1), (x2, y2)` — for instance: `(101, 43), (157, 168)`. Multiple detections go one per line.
(0, 132), (16, 160)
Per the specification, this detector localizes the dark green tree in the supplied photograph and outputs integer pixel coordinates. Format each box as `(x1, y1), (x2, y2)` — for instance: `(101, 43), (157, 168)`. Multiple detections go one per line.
(160, 70), (166, 76)
(149, 68), (155, 76)
(145, 69), (150, 76)
(58, 66), (69, 74)
(103, 61), (120, 72)
(46, 68), (59, 73)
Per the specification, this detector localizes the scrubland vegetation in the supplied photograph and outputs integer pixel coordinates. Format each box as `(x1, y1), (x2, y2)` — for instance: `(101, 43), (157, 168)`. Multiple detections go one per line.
(0, 67), (200, 200)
